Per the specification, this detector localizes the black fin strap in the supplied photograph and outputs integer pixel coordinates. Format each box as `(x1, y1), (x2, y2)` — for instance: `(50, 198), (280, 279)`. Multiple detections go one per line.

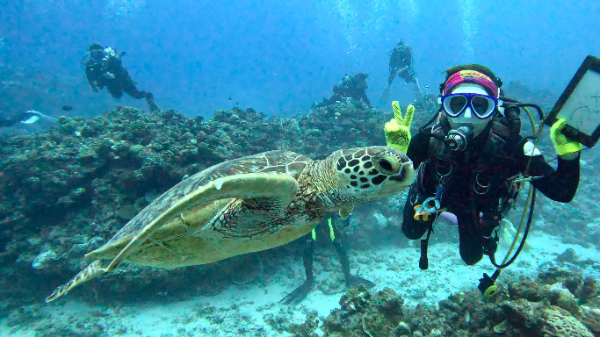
(419, 226), (433, 270)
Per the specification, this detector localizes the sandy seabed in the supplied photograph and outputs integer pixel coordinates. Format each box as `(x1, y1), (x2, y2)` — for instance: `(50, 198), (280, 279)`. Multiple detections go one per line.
(1, 231), (597, 337)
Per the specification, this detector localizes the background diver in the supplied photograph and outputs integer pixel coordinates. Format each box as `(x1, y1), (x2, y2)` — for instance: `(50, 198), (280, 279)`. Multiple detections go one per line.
(84, 43), (161, 113)
(380, 40), (423, 104)
(384, 64), (581, 267)
(0, 110), (56, 129)
(312, 73), (374, 110)
(280, 216), (374, 304)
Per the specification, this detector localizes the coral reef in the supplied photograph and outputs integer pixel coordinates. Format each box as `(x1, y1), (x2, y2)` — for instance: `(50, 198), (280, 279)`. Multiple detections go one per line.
(323, 285), (405, 337)
(316, 272), (599, 337)
(0, 100), (418, 309)
(0, 75), (598, 337)
(0, 64), (117, 124)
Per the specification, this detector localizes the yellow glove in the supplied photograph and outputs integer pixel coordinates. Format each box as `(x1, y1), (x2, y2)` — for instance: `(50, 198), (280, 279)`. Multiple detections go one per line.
(550, 119), (583, 156)
(384, 101), (414, 153)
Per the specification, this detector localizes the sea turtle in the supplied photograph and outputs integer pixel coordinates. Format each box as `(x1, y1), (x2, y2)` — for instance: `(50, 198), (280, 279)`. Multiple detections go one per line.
(46, 146), (415, 302)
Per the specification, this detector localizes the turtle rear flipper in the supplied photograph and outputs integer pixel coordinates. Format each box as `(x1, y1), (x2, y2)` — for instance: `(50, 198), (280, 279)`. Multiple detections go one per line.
(46, 172), (298, 302)
(46, 260), (104, 302)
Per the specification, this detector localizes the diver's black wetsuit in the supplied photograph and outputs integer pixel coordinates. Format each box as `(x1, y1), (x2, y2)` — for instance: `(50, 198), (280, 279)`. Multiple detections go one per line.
(315, 75), (373, 109)
(85, 50), (146, 99)
(402, 119), (580, 265)
(388, 45), (415, 84)
(280, 216), (374, 304)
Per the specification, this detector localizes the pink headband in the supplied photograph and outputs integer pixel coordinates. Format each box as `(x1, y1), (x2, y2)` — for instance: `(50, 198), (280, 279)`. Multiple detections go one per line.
(443, 70), (499, 98)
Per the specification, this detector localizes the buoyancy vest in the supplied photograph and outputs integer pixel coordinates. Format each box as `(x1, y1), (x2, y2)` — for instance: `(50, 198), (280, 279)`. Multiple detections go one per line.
(419, 113), (522, 215)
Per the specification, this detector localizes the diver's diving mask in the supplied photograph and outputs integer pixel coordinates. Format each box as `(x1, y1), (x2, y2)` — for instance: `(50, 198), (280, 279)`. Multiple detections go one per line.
(90, 50), (103, 59)
(442, 93), (498, 119)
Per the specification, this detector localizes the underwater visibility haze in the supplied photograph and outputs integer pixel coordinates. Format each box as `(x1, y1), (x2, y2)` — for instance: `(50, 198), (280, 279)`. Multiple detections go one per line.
(0, 0), (600, 336)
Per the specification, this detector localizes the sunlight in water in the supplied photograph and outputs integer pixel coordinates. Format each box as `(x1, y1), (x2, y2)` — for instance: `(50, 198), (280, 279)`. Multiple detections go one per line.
(314, 0), (392, 54)
(104, 0), (145, 20)
(317, 0), (422, 55)
(406, 0), (419, 19)
(335, 0), (361, 51)
(461, 0), (477, 61)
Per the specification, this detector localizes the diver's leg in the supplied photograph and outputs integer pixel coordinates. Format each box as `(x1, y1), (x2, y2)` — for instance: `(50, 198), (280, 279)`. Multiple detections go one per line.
(380, 70), (396, 102)
(144, 92), (161, 113)
(107, 85), (124, 99)
(280, 233), (315, 304)
(330, 219), (375, 289)
(302, 236), (315, 284)
(455, 208), (484, 265)
(412, 78), (423, 104)
(123, 77), (146, 99)
(0, 118), (18, 128)
(402, 188), (432, 240)
(398, 68), (410, 82)
(388, 68), (397, 85)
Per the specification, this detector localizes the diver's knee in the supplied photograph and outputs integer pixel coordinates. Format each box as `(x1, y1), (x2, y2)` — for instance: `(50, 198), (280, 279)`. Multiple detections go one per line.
(462, 255), (482, 266)
(459, 245), (483, 265)
(401, 222), (427, 240)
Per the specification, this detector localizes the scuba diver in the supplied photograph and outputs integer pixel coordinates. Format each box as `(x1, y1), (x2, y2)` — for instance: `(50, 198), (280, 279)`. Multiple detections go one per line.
(383, 64), (581, 269)
(280, 216), (374, 304)
(84, 44), (160, 113)
(380, 40), (423, 104)
(312, 73), (374, 110)
(0, 110), (56, 128)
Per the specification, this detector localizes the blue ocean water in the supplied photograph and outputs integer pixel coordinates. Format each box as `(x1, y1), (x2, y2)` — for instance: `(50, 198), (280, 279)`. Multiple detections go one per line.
(1, 1), (600, 336)
(2, 0), (599, 117)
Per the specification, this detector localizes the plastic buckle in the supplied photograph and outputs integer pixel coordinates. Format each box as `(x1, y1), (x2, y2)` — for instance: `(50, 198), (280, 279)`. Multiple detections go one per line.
(413, 197), (441, 222)
(422, 197), (441, 213)
(413, 204), (429, 221)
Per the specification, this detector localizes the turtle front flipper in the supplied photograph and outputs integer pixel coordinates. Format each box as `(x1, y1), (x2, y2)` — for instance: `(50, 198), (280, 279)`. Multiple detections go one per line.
(103, 172), (298, 275)
(46, 260), (104, 302)
(206, 196), (291, 239)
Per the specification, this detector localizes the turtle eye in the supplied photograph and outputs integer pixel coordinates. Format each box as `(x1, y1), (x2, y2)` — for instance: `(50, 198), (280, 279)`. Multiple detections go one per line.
(378, 159), (393, 172)
(372, 154), (400, 175)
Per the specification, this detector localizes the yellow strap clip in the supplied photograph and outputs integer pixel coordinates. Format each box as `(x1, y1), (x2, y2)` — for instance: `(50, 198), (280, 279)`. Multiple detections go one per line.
(413, 204), (431, 221)
(413, 198), (447, 222)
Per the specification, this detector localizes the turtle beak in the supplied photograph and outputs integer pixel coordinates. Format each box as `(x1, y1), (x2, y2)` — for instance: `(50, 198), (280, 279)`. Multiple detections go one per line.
(390, 162), (415, 186)
(372, 161), (415, 198)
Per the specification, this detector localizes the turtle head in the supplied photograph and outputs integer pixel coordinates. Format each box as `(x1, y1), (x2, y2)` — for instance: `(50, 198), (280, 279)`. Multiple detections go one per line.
(333, 146), (415, 203)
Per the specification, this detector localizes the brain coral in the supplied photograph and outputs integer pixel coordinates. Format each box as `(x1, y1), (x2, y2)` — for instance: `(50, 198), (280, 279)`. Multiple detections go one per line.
(544, 310), (594, 337)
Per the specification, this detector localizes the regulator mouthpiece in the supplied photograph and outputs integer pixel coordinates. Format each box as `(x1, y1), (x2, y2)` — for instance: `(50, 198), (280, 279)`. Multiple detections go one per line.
(445, 126), (473, 151)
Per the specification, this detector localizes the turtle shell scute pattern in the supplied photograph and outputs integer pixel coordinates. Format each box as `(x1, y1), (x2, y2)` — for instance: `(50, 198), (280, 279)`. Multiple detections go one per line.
(105, 150), (312, 246)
